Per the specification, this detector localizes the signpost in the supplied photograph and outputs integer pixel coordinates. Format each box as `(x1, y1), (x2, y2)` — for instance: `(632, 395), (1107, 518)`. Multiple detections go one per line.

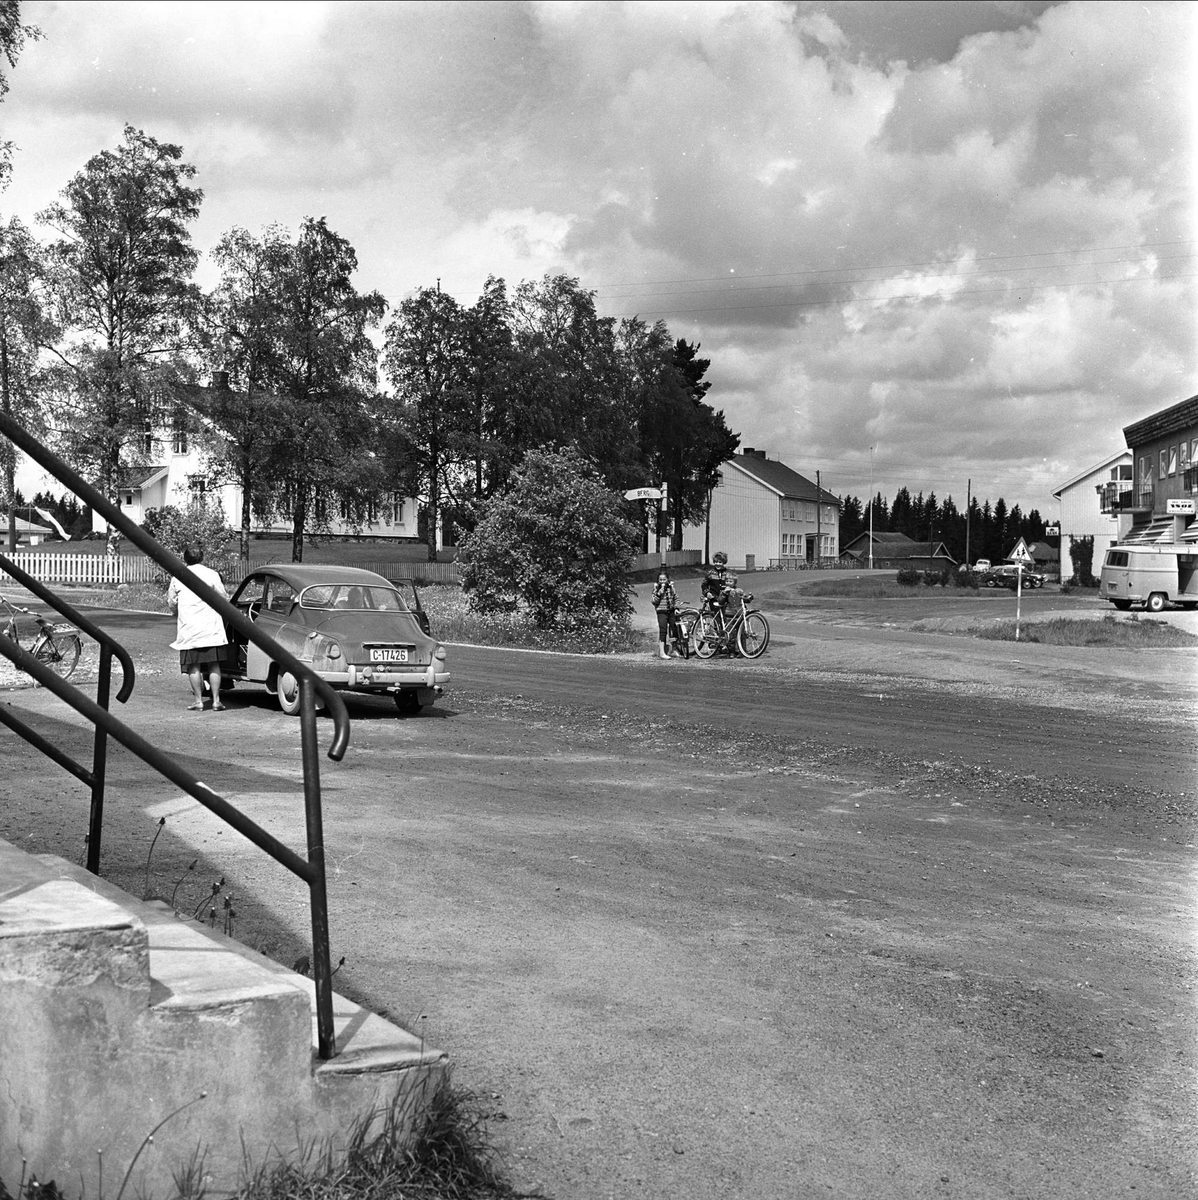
(1008, 541), (1034, 640)
(624, 485), (667, 555)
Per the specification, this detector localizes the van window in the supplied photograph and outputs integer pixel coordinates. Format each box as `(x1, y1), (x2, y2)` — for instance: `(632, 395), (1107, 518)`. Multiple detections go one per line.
(1105, 551), (1128, 567)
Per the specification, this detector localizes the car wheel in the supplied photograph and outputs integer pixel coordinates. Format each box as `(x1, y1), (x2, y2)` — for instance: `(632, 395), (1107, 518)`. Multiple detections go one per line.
(394, 691), (422, 715)
(1146, 592), (1167, 613)
(276, 670), (302, 715)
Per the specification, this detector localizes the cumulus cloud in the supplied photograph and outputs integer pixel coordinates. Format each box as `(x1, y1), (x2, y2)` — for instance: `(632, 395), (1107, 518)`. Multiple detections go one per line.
(3, 0), (1193, 513)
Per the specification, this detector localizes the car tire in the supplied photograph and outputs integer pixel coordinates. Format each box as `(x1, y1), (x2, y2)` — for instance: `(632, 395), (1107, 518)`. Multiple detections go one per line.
(394, 691), (422, 716)
(1146, 592), (1167, 613)
(276, 670), (302, 715)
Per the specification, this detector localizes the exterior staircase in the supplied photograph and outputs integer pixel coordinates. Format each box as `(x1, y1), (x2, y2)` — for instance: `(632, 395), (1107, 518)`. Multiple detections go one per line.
(0, 837), (446, 1198)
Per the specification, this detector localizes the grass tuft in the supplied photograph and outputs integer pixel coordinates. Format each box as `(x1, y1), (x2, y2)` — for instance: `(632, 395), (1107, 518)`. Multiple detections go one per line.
(420, 586), (642, 654)
(234, 1076), (516, 1200)
(970, 616), (1198, 647)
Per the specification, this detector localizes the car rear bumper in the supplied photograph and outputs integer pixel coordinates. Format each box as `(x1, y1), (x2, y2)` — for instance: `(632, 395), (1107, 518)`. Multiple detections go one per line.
(337, 664), (450, 690)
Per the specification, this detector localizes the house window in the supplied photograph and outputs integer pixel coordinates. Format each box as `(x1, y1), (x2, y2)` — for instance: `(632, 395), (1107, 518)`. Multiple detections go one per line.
(142, 420), (154, 455)
(365, 498), (378, 523)
(339, 496), (350, 521)
(187, 475), (207, 502)
(1159, 449), (1168, 478)
(1169, 446), (1178, 476)
(171, 408), (189, 455)
(315, 493), (328, 523)
(1182, 443), (1190, 471)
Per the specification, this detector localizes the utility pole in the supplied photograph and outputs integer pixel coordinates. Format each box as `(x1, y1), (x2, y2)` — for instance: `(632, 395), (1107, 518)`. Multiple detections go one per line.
(965, 478), (971, 567)
(816, 470), (822, 565)
(868, 446), (874, 570)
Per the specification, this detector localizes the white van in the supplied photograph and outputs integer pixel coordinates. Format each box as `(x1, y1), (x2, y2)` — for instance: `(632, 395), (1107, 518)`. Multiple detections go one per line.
(1100, 545), (1198, 611)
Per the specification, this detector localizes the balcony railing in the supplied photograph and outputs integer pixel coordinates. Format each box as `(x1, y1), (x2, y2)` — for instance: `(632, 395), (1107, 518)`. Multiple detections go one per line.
(1096, 482), (1140, 514)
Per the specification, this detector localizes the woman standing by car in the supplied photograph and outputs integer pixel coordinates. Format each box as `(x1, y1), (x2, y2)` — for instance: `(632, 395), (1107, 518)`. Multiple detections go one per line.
(167, 543), (229, 711)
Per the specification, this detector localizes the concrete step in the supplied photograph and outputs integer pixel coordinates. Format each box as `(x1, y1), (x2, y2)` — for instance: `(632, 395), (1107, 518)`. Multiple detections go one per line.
(0, 838), (447, 1198)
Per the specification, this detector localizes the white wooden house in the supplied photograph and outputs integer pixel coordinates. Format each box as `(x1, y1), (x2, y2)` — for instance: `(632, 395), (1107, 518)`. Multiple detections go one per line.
(93, 376), (420, 542)
(1051, 450), (1132, 569)
(682, 448), (841, 569)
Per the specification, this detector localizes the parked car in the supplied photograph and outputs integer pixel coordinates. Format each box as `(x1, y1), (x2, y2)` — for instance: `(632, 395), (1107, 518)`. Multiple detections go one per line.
(981, 563), (1045, 589)
(222, 565), (449, 715)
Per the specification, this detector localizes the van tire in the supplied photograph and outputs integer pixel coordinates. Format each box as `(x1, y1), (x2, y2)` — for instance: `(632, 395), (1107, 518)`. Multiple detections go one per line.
(1146, 592), (1167, 613)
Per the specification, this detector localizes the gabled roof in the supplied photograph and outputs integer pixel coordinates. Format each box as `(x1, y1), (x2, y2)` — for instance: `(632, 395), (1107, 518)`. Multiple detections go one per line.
(1051, 450), (1133, 498)
(728, 453), (840, 505)
(841, 531), (953, 559)
(115, 465), (169, 491)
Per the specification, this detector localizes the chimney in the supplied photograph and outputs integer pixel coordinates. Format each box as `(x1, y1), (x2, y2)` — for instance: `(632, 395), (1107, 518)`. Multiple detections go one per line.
(212, 370), (230, 390)
(742, 448), (767, 459)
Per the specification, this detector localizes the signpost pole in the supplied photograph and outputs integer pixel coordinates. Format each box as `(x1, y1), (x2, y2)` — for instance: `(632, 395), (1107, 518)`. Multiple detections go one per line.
(1015, 563), (1022, 641)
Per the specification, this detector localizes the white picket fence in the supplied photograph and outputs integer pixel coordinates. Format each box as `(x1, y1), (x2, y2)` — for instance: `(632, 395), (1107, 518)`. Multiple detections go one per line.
(0, 550), (463, 589)
(0, 551), (162, 586)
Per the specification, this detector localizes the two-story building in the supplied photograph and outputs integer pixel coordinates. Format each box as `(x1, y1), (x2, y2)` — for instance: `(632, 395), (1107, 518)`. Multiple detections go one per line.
(93, 374), (421, 543)
(1112, 393), (1198, 545)
(682, 449), (840, 569)
(1051, 450), (1133, 568)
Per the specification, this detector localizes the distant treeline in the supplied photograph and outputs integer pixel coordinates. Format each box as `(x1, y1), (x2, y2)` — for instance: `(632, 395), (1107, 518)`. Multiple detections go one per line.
(838, 487), (1048, 564)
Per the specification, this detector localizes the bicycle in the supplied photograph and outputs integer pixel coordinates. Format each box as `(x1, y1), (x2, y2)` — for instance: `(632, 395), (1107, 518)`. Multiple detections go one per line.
(0, 594), (83, 680)
(662, 607), (691, 659)
(680, 590), (770, 660)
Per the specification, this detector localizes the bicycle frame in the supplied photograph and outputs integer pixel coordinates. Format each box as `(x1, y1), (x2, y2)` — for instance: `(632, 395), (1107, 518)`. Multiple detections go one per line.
(1, 595), (78, 654)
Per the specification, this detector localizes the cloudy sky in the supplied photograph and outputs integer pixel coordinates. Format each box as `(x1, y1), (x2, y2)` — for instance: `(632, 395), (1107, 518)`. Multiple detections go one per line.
(3, 0), (1195, 516)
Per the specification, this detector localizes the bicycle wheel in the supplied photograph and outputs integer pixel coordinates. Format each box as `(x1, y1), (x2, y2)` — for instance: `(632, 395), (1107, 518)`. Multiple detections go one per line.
(673, 609), (698, 658)
(36, 632), (82, 680)
(736, 613), (770, 659)
(691, 612), (718, 659)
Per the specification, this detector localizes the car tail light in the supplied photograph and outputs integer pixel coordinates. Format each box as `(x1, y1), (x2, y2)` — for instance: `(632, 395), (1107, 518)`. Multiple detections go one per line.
(434, 644), (447, 661)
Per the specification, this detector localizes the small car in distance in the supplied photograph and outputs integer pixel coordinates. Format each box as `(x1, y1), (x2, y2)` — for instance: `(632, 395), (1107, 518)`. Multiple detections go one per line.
(981, 563), (1045, 589)
(223, 565), (449, 715)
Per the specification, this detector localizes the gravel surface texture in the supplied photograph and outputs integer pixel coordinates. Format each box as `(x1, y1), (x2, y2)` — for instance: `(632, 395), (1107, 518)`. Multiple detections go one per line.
(1, 579), (1195, 1200)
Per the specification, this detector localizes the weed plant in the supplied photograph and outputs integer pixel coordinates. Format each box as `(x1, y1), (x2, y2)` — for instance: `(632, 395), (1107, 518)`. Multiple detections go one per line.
(0, 1077), (515, 1200)
(230, 1078), (515, 1200)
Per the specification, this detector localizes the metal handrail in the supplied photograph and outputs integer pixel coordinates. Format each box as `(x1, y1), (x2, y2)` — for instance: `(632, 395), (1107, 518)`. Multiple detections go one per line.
(0, 412), (348, 1059)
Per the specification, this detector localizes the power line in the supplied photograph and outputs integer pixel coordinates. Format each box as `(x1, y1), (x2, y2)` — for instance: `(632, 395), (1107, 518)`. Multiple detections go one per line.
(601, 269), (1197, 319)
(589, 239), (1194, 292)
(594, 251), (1196, 302)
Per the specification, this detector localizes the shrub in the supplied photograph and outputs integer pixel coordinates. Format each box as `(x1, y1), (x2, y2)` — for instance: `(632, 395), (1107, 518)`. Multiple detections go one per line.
(955, 566), (979, 590)
(896, 566), (921, 586)
(1068, 535), (1097, 588)
(457, 447), (640, 628)
(143, 504), (233, 562)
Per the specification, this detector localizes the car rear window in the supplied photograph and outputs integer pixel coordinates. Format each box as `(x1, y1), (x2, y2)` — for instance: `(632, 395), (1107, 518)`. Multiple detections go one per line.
(300, 584), (409, 612)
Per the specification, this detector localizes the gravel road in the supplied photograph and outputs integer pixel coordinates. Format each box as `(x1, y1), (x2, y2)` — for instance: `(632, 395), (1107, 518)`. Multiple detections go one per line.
(1, 590), (1195, 1200)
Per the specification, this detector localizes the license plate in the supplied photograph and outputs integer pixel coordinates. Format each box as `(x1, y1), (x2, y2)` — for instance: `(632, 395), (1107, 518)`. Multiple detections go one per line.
(369, 648), (409, 663)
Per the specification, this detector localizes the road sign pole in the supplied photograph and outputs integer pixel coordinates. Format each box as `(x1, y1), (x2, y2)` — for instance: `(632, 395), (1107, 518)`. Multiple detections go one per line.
(1015, 563), (1022, 641)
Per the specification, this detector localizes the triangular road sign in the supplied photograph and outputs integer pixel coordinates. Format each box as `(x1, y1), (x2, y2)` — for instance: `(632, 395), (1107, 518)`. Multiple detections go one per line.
(1009, 538), (1034, 565)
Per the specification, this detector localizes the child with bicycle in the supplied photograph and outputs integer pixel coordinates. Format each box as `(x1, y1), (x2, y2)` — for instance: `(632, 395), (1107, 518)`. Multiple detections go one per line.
(701, 551), (733, 631)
